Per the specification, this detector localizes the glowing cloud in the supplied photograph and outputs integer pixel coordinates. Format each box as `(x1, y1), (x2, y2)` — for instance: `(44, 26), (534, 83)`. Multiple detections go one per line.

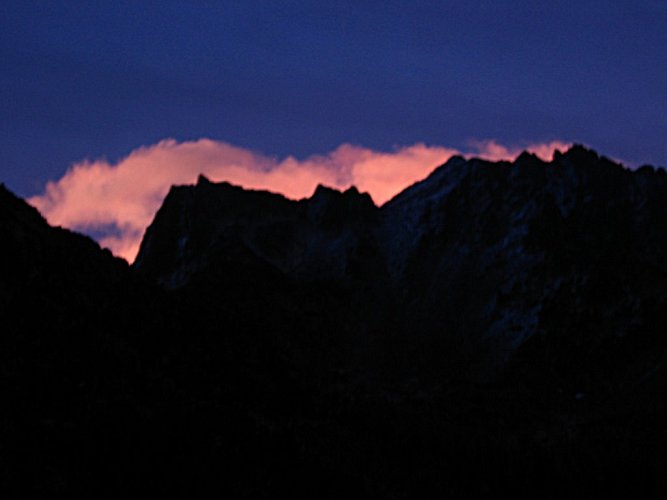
(29, 138), (570, 262)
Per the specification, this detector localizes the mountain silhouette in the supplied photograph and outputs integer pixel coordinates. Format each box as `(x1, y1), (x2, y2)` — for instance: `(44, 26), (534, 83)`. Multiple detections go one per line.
(2, 145), (667, 497)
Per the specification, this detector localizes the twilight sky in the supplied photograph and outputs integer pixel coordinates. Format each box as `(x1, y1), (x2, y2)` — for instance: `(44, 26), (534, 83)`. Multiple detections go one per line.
(2, 1), (666, 260)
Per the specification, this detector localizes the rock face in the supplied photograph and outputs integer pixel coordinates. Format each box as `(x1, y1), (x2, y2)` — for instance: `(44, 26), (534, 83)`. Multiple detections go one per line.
(4, 145), (667, 497)
(134, 176), (381, 287)
(134, 146), (667, 383)
(0, 183), (131, 317)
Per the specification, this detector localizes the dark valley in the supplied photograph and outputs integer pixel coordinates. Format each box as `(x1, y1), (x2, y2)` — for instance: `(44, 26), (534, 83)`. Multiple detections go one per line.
(2, 145), (667, 497)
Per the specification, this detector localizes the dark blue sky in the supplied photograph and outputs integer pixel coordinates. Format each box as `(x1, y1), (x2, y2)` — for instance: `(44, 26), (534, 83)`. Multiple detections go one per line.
(2, 0), (666, 197)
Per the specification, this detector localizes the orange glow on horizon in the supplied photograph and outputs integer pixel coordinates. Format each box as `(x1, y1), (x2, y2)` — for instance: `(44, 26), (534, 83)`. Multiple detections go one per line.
(29, 138), (570, 262)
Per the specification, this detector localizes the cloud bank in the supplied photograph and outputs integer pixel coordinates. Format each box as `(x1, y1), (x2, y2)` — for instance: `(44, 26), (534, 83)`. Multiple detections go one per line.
(29, 138), (570, 262)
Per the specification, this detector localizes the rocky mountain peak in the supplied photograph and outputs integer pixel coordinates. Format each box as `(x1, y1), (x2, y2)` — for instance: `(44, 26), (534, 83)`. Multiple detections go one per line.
(133, 146), (667, 371)
(559, 143), (600, 164)
(307, 184), (376, 227)
(5, 146), (667, 496)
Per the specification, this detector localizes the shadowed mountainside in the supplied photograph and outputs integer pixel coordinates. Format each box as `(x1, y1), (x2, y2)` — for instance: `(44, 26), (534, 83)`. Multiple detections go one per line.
(135, 146), (667, 390)
(3, 145), (667, 497)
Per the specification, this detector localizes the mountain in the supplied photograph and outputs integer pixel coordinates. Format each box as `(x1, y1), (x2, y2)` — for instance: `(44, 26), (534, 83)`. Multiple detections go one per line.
(135, 146), (667, 387)
(3, 146), (667, 497)
(134, 175), (381, 287)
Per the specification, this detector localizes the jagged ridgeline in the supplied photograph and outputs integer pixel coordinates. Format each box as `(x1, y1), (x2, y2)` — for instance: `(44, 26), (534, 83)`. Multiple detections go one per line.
(134, 146), (667, 374)
(2, 145), (667, 497)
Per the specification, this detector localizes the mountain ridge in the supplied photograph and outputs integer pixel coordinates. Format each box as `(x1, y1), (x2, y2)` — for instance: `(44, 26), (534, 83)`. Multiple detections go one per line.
(3, 145), (667, 496)
(133, 145), (667, 370)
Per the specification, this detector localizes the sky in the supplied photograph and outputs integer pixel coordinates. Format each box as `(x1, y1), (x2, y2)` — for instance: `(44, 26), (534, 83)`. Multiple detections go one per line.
(2, 1), (666, 261)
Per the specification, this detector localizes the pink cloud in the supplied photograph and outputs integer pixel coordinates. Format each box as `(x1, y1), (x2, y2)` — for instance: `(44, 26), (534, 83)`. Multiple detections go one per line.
(29, 138), (570, 262)
(467, 139), (572, 162)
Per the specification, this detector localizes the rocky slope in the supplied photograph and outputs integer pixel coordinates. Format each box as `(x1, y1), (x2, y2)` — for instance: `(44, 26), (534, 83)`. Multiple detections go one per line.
(135, 146), (667, 386)
(3, 145), (667, 497)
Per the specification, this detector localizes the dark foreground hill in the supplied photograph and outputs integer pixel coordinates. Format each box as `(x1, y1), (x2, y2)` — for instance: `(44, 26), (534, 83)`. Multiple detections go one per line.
(2, 145), (667, 497)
